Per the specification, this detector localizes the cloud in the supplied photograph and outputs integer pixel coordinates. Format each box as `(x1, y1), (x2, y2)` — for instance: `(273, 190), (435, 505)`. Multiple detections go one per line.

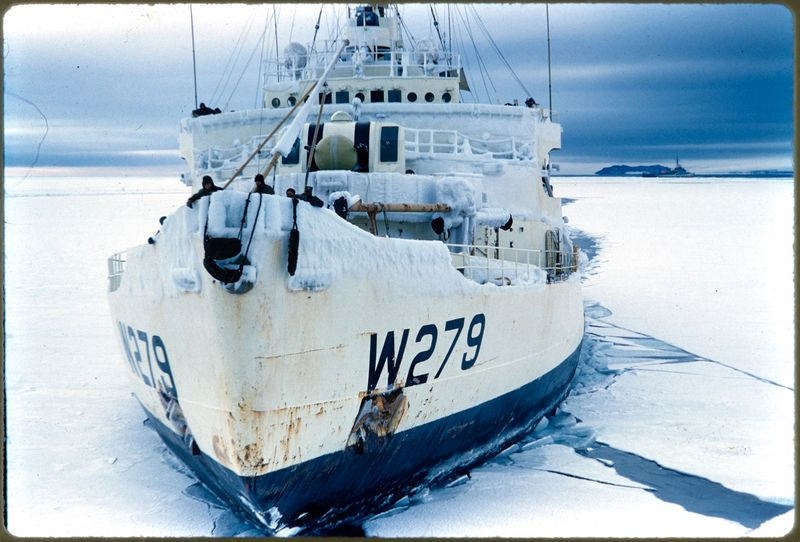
(2, 3), (794, 176)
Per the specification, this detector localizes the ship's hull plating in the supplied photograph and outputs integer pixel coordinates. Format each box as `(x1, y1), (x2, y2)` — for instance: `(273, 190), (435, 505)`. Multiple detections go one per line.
(143, 340), (582, 532)
(109, 196), (585, 532)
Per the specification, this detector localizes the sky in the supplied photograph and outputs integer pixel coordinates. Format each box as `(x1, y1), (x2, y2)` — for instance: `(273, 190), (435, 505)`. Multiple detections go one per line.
(2, 3), (795, 176)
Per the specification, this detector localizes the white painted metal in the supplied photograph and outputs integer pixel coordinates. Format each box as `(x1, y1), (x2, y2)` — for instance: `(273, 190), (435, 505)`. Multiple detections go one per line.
(108, 197), (582, 476)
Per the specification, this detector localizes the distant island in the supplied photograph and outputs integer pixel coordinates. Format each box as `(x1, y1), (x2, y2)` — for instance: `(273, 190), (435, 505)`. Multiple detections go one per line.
(596, 161), (693, 177)
(594, 164), (793, 178)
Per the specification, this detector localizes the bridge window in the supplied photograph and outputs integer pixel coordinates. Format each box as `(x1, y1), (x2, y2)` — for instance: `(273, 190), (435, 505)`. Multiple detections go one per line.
(356, 6), (379, 26)
(370, 89), (385, 103)
(335, 90), (350, 104)
(380, 126), (399, 162)
(319, 92), (332, 104)
(375, 46), (391, 61)
(388, 89), (401, 103)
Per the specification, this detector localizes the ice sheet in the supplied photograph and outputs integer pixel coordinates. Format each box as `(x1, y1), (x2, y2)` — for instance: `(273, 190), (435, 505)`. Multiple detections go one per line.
(4, 176), (794, 536)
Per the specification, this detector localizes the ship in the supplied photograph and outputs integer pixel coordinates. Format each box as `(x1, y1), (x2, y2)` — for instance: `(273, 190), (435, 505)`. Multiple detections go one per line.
(107, 4), (584, 533)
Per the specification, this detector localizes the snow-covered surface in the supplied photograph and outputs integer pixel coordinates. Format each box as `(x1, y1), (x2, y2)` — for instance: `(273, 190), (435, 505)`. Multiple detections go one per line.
(4, 175), (794, 536)
(286, 199), (471, 293)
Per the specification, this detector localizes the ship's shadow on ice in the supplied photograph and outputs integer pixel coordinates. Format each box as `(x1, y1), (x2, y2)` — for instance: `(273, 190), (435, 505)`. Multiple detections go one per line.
(576, 442), (793, 529)
(527, 300), (792, 530)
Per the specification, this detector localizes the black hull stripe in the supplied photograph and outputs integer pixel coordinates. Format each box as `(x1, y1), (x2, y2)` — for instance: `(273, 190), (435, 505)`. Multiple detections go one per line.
(145, 340), (583, 532)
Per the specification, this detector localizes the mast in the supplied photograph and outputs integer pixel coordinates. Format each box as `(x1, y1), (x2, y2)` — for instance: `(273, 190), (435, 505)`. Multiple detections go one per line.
(430, 5), (446, 54)
(273, 5), (280, 82)
(546, 4), (553, 114)
(310, 5), (323, 54)
(190, 5), (199, 109)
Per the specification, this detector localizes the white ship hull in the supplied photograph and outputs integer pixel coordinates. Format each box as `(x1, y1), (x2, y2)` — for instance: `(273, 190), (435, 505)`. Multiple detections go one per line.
(108, 195), (582, 530)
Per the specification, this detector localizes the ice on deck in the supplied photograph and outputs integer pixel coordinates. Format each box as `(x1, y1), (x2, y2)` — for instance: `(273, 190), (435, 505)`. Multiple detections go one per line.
(286, 199), (474, 294)
(150, 166), (576, 296)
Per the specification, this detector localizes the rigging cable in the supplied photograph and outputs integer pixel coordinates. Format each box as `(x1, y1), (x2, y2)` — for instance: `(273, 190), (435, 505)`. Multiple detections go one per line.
(396, 7), (417, 49)
(447, 4), (452, 58)
(546, 4), (553, 113)
(429, 5), (447, 54)
(273, 5), (280, 82)
(223, 23), (268, 111)
(189, 5), (198, 109)
(469, 5), (533, 98)
(210, 10), (256, 106)
(288, 4), (297, 43)
(452, 20), (476, 103)
(455, 6), (494, 102)
(254, 7), (273, 111)
(239, 193), (263, 276)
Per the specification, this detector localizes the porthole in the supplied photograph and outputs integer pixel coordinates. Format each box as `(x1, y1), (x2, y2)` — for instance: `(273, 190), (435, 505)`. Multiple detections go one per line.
(288, 96), (297, 106)
(424, 92), (435, 103)
(442, 92), (452, 103)
(271, 97), (281, 108)
(407, 92), (417, 102)
(355, 92), (365, 102)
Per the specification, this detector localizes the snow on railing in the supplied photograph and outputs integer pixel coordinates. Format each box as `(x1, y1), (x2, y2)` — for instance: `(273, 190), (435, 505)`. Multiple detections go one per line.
(194, 125), (535, 179)
(195, 135), (266, 171)
(405, 128), (533, 160)
(447, 243), (576, 285)
(108, 252), (126, 292)
(268, 45), (462, 83)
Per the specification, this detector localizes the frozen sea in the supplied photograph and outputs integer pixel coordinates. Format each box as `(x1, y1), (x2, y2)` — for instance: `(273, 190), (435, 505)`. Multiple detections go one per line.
(4, 175), (795, 536)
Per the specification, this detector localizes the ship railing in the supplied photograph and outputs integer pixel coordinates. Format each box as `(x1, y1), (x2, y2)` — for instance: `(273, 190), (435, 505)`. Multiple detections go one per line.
(266, 45), (462, 83)
(447, 243), (576, 285)
(405, 129), (534, 160)
(107, 252), (126, 293)
(193, 135), (272, 176)
(192, 126), (537, 180)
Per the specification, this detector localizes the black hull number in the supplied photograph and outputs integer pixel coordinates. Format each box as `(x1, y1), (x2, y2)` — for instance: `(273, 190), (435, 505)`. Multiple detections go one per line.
(368, 314), (486, 392)
(117, 321), (177, 399)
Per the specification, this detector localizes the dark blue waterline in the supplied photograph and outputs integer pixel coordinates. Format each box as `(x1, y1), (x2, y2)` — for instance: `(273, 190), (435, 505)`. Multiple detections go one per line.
(145, 341), (584, 534)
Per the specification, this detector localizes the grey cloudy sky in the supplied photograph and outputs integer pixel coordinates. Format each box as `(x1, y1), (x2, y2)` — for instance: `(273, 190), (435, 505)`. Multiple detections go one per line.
(3, 3), (794, 176)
